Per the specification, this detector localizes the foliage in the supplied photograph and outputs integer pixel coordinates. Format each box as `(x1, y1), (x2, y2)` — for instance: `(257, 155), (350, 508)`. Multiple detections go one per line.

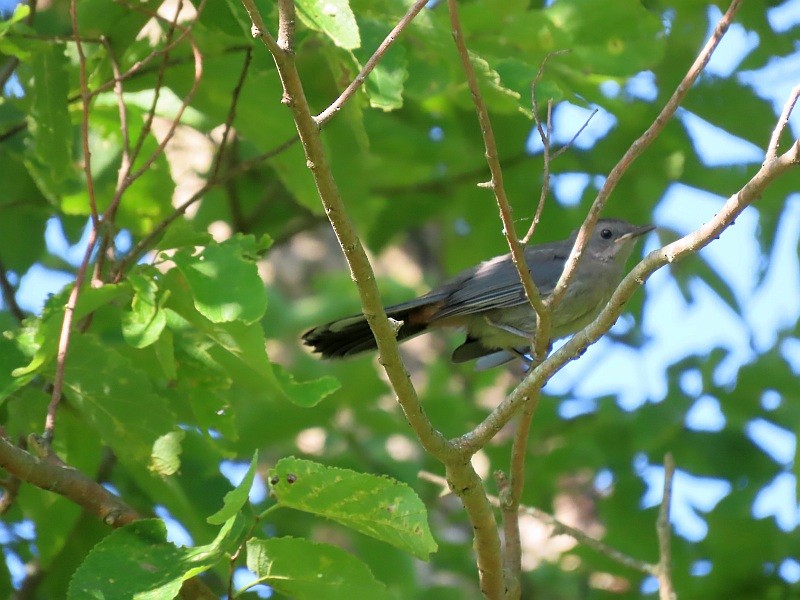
(0, 0), (798, 598)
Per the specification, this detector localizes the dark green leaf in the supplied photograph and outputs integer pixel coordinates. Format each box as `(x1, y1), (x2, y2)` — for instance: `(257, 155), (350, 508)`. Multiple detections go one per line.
(245, 537), (393, 600)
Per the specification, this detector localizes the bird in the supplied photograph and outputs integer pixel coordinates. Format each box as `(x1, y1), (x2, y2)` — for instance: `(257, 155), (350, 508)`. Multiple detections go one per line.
(302, 219), (654, 370)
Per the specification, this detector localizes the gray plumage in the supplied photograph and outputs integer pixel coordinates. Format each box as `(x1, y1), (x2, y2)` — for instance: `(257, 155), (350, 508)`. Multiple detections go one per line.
(302, 219), (654, 369)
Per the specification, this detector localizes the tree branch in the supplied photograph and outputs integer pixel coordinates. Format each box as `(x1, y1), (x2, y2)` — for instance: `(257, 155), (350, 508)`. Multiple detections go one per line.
(656, 454), (676, 600)
(240, 0), (450, 460)
(420, 470), (655, 575)
(455, 92), (800, 455)
(547, 0), (743, 312)
(314, 0), (429, 126)
(446, 0), (549, 363)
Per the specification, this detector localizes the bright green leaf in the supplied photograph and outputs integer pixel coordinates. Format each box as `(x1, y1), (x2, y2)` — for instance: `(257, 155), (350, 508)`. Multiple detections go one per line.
(296, 0), (360, 50)
(150, 430), (185, 476)
(269, 457), (437, 559)
(171, 235), (269, 324)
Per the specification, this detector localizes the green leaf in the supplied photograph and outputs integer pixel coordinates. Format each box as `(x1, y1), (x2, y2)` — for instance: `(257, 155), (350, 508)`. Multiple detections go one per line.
(245, 537), (393, 600)
(545, 0), (665, 76)
(123, 271), (169, 349)
(0, 330), (29, 402)
(208, 450), (258, 525)
(171, 235), (270, 324)
(0, 3), (30, 34)
(274, 363), (340, 407)
(296, 0), (360, 50)
(68, 516), (248, 600)
(351, 19), (408, 111)
(150, 430), (185, 477)
(25, 43), (73, 196)
(269, 457), (437, 559)
(468, 51), (525, 115)
(60, 335), (178, 466)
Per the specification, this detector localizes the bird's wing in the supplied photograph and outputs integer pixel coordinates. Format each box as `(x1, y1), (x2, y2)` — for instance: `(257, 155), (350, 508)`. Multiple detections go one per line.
(431, 244), (568, 320)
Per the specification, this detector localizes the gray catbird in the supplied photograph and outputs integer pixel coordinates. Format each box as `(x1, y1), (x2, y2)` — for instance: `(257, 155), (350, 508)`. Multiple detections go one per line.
(303, 218), (654, 369)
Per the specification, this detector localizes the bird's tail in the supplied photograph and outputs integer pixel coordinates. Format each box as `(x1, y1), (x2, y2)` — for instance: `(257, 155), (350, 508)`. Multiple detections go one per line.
(302, 296), (443, 359)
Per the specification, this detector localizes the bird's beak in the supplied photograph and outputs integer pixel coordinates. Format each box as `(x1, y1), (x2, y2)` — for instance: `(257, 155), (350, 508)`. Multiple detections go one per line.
(616, 224), (656, 243)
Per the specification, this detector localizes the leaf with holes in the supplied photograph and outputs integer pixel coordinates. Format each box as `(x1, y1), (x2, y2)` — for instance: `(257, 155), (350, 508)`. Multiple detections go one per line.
(268, 457), (436, 560)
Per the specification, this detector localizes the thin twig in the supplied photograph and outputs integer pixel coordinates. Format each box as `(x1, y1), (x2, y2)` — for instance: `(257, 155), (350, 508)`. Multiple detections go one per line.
(522, 50), (568, 245)
(125, 32), (204, 185)
(44, 228), (98, 441)
(551, 109), (597, 160)
(209, 47), (253, 183)
(656, 454), (676, 600)
(315, 0), (429, 126)
(92, 37), (130, 283)
(70, 0), (100, 229)
(446, 0), (548, 362)
(498, 391), (541, 592)
(46, 0), (104, 441)
(522, 99), (553, 247)
(127, 1), (185, 176)
(419, 470), (655, 575)
(766, 84), (800, 161)
(547, 0), (743, 312)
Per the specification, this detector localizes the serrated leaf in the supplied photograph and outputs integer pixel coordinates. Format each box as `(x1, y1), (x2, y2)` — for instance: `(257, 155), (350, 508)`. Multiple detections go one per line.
(297, 0), (360, 50)
(269, 457), (436, 559)
(171, 235), (269, 324)
(68, 516), (248, 600)
(208, 450), (258, 524)
(245, 537), (393, 600)
(468, 51), (525, 115)
(149, 430), (185, 476)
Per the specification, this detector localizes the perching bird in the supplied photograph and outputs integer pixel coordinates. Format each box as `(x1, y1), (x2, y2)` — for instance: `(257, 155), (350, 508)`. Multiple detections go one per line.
(303, 219), (654, 369)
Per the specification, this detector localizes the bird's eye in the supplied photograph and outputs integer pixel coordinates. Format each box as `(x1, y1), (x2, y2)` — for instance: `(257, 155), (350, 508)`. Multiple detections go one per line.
(600, 228), (613, 239)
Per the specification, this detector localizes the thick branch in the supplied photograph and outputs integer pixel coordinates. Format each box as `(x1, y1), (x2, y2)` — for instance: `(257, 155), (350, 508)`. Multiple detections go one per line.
(446, 463), (504, 600)
(241, 0), (450, 459)
(0, 435), (138, 526)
